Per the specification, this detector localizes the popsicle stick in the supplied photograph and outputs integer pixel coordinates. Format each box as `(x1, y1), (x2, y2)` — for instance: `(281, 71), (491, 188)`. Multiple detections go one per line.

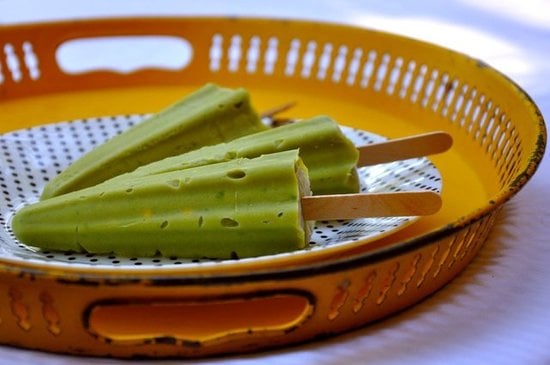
(301, 191), (442, 221)
(357, 131), (453, 166)
(260, 101), (297, 118)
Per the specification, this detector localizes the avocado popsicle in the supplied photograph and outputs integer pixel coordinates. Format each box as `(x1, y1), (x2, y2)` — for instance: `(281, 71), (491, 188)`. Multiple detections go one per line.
(14, 150), (313, 259)
(41, 83), (267, 200)
(106, 116), (361, 195)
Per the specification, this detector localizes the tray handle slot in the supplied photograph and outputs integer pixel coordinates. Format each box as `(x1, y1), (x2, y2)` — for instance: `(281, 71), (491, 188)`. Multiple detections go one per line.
(55, 35), (193, 75)
(84, 290), (314, 347)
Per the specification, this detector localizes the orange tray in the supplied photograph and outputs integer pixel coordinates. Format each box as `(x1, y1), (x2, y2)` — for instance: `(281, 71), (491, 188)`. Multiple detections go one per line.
(0, 17), (545, 358)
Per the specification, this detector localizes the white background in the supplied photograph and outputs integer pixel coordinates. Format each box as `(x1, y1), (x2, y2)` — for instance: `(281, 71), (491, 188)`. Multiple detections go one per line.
(1, 1), (549, 364)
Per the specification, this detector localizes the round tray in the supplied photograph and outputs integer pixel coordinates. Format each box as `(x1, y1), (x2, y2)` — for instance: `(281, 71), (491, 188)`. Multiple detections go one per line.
(0, 17), (545, 358)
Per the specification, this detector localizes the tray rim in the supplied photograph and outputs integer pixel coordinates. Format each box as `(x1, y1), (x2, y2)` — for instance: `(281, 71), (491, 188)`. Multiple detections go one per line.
(0, 16), (546, 280)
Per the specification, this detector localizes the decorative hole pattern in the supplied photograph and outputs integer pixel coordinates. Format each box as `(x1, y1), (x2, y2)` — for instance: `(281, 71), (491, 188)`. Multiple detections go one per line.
(385, 56), (404, 95)
(376, 262), (399, 305)
(331, 45), (348, 83)
(360, 50), (378, 89)
(397, 253), (422, 296)
(441, 77), (460, 118)
(245, 36), (261, 74)
(209, 34), (223, 72)
(300, 41), (317, 78)
(333, 217), (494, 320)
(227, 35), (242, 73)
(420, 68), (438, 108)
(352, 270), (377, 313)
(4, 44), (22, 82)
(430, 71), (447, 111)
(411, 64), (428, 104)
(328, 279), (350, 320)
(316, 43), (333, 81)
(449, 228), (473, 268)
(8, 286), (31, 331)
(434, 236), (454, 278)
(373, 53), (390, 92)
(417, 245), (439, 288)
(40, 291), (61, 336)
(263, 37), (278, 75)
(1, 42), (41, 83)
(284, 39), (300, 77)
(345, 48), (363, 86)
(22, 42), (40, 80)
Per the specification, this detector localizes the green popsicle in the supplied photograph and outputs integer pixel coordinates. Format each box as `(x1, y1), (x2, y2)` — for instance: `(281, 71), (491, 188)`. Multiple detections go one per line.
(107, 116), (360, 195)
(13, 150), (312, 259)
(40, 83), (267, 200)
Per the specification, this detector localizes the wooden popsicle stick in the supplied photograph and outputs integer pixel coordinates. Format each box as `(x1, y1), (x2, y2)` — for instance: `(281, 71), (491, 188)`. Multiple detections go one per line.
(260, 101), (297, 118)
(301, 191), (442, 221)
(357, 131), (453, 166)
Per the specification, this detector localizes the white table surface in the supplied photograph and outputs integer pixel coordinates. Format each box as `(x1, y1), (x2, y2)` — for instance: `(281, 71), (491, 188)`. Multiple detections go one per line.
(1, 1), (549, 364)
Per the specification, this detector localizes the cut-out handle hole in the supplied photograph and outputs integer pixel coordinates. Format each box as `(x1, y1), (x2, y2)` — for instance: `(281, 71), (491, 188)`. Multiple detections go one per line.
(86, 293), (313, 344)
(56, 35), (193, 74)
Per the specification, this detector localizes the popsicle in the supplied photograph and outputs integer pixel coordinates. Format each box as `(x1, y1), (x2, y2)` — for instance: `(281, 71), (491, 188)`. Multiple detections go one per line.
(11, 150), (442, 259)
(40, 83), (267, 200)
(106, 116), (361, 195)
(14, 150), (313, 258)
(104, 116), (452, 195)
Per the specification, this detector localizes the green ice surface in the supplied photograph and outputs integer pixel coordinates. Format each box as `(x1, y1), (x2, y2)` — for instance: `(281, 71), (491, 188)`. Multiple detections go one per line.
(13, 150), (311, 259)
(41, 83), (267, 200)
(109, 116), (360, 195)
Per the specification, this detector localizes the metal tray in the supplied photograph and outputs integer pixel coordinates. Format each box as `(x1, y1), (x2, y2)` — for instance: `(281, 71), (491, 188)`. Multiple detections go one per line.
(0, 17), (545, 358)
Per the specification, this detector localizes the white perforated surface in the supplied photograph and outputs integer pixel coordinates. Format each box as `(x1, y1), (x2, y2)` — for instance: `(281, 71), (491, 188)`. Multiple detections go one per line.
(0, 115), (441, 268)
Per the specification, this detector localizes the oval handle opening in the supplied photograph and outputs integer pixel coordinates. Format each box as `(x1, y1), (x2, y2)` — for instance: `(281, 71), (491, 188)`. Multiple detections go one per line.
(56, 35), (193, 74)
(86, 292), (314, 346)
